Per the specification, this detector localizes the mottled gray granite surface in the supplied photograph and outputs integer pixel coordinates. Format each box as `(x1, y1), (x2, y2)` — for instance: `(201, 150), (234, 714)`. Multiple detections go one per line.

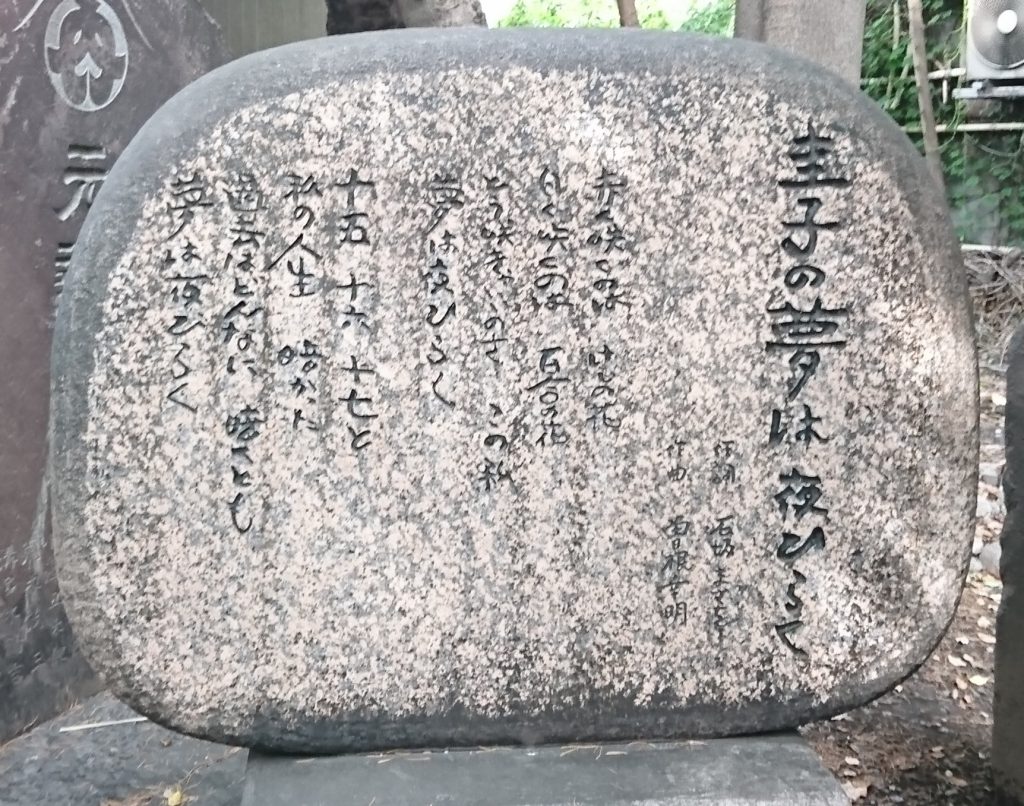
(51, 29), (977, 752)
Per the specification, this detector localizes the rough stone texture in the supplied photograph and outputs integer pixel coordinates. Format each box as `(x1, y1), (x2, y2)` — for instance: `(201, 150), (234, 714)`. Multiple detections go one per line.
(734, 0), (867, 85)
(199, 0), (327, 58)
(995, 326), (1024, 805)
(0, 0), (228, 742)
(0, 692), (245, 806)
(242, 735), (849, 806)
(51, 30), (977, 753)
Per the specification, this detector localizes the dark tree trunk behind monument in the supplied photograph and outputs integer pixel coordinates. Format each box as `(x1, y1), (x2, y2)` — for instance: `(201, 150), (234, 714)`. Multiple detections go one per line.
(325, 0), (485, 34)
(734, 0), (867, 83)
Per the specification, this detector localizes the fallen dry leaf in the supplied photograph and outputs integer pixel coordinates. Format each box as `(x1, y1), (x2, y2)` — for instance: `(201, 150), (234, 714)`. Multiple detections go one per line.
(164, 786), (185, 806)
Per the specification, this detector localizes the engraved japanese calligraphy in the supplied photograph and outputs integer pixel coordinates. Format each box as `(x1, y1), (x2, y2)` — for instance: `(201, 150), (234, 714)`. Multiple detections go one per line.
(51, 31), (977, 754)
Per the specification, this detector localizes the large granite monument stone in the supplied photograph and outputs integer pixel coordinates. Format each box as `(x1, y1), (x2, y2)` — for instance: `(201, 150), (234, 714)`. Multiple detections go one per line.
(0, 0), (228, 741)
(51, 30), (978, 754)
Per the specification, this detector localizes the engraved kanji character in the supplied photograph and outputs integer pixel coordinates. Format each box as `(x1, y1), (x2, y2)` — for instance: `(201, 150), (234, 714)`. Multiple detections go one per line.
(338, 212), (371, 245)
(775, 469), (827, 520)
(341, 390), (378, 420)
(55, 242), (74, 292)
(662, 516), (692, 544)
(710, 440), (737, 485)
(283, 174), (323, 199)
(338, 272), (373, 302)
(539, 223), (570, 253)
(478, 458), (512, 492)
(593, 168), (627, 217)
(425, 173), (465, 234)
(342, 356), (375, 383)
(227, 173), (264, 212)
(55, 145), (108, 222)
(783, 197), (840, 259)
(288, 259), (316, 297)
(167, 171), (214, 238)
(341, 306), (371, 332)
(766, 298), (849, 398)
(422, 256), (451, 295)
(225, 406), (264, 443)
(169, 273), (209, 308)
(770, 405), (828, 447)
(779, 123), (850, 190)
(267, 235), (322, 295)
(707, 516), (736, 558)
(335, 168), (376, 209)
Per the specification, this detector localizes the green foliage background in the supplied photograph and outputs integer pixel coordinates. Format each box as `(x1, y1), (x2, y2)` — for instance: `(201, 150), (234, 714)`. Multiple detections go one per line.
(498, 0), (1023, 245)
(498, 0), (734, 34)
(861, 0), (1024, 246)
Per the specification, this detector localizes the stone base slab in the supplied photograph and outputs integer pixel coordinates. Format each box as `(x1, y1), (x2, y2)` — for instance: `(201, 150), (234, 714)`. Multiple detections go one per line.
(240, 733), (849, 806)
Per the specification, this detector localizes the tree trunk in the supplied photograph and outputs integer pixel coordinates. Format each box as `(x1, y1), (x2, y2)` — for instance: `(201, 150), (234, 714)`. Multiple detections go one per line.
(734, 0), (867, 84)
(907, 0), (945, 190)
(326, 0), (485, 35)
(616, 0), (639, 27)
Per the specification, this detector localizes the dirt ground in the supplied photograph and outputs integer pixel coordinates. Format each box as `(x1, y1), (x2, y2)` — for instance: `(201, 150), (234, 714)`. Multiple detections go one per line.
(804, 368), (1008, 806)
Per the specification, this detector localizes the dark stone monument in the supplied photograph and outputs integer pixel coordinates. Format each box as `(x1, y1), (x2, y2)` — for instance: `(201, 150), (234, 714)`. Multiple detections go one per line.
(0, 0), (228, 741)
(199, 0), (326, 58)
(996, 326), (1024, 805)
(51, 30), (977, 755)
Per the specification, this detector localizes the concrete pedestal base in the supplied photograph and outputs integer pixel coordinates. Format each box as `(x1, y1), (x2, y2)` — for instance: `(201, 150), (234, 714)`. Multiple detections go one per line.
(240, 733), (849, 806)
